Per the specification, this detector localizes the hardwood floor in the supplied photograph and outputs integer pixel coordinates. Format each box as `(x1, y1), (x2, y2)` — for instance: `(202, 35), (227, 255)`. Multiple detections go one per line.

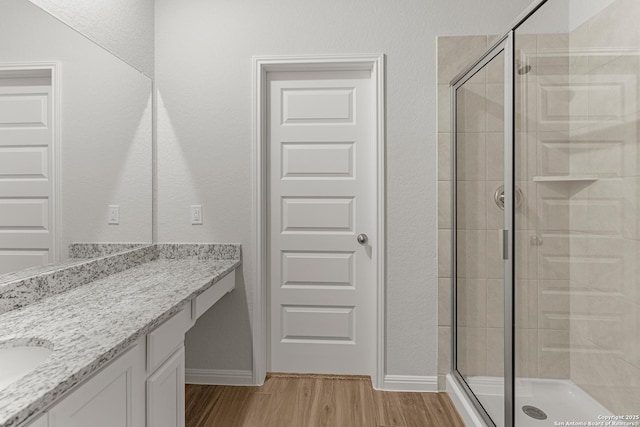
(185, 373), (464, 427)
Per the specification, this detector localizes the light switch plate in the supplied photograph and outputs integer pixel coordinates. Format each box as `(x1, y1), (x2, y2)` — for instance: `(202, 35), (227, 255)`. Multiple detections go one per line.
(191, 205), (203, 225)
(108, 205), (120, 225)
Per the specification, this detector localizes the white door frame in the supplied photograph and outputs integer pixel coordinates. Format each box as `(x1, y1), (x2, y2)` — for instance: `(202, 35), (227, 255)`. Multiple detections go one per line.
(251, 54), (385, 388)
(0, 62), (61, 264)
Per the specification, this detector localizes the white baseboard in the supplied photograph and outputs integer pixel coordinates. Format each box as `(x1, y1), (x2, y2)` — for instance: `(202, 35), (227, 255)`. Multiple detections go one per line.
(185, 370), (438, 391)
(382, 374), (438, 392)
(185, 369), (254, 386)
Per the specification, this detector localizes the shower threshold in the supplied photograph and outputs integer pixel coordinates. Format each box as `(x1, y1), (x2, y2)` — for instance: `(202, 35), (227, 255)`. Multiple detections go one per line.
(465, 376), (614, 427)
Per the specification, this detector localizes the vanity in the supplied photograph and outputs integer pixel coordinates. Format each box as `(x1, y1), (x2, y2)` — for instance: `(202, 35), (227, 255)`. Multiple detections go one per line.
(0, 3), (240, 426)
(0, 244), (241, 427)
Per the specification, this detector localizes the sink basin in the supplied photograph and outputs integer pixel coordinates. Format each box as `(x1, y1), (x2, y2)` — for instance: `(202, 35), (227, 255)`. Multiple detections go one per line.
(0, 339), (53, 390)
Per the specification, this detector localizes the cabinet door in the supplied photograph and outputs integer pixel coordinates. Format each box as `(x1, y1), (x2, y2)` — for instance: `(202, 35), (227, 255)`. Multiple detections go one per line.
(146, 345), (185, 427)
(48, 343), (145, 427)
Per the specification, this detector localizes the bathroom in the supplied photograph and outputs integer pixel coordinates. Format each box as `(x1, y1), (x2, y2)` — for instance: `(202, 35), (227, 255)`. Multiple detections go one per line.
(0, 0), (639, 426)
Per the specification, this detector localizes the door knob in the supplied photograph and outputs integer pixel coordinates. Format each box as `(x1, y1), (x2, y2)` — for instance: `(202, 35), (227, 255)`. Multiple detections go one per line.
(357, 234), (368, 245)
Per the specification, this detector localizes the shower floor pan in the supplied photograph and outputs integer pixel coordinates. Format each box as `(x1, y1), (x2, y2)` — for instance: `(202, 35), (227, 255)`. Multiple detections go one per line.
(465, 376), (613, 427)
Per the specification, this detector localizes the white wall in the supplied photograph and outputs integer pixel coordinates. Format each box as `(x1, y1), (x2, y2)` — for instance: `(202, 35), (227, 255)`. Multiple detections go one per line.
(28, 0), (154, 76)
(0, 0), (153, 257)
(155, 0), (533, 378)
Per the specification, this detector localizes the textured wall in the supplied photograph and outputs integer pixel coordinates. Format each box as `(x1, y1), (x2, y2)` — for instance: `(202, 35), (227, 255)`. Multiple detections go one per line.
(155, 0), (531, 379)
(28, 0), (154, 76)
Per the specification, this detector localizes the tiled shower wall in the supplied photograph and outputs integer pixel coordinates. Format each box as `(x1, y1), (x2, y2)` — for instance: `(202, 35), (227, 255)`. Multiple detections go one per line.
(437, 35), (496, 388)
(514, 32), (573, 380)
(565, 0), (640, 414)
(438, 33), (575, 390)
(437, 0), (640, 415)
(514, 0), (640, 413)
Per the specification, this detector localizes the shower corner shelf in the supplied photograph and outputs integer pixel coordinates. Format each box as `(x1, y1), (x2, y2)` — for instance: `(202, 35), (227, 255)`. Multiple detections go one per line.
(532, 175), (598, 183)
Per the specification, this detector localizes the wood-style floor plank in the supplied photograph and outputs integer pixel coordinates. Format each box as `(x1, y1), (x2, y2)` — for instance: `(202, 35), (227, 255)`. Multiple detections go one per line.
(268, 375), (308, 426)
(233, 392), (272, 427)
(423, 393), (465, 427)
(400, 392), (431, 427)
(199, 386), (251, 426)
(185, 374), (464, 427)
(185, 383), (223, 426)
(373, 388), (408, 426)
(307, 376), (336, 427)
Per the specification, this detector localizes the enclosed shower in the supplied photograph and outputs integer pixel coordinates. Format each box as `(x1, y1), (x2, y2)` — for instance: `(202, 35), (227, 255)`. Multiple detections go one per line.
(447, 0), (640, 425)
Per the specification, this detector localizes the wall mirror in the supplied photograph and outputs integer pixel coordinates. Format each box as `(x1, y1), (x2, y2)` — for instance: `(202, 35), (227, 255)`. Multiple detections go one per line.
(0, 0), (152, 279)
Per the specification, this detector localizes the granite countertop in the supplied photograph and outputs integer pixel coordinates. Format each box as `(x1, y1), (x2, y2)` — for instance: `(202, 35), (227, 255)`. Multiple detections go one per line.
(0, 256), (240, 427)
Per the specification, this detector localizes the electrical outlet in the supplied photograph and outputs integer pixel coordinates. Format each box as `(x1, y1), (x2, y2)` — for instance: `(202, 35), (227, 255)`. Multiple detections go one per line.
(108, 205), (120, 225)
(191, 205), (203, 225)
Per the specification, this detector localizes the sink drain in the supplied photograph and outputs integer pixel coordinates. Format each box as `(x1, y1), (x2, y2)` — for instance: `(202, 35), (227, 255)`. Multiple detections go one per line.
(522, 405), (547, 420)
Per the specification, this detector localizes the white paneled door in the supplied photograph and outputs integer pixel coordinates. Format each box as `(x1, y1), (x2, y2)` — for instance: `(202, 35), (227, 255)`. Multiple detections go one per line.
(269, 70), (376, 375)
(0, 73), (54, 274)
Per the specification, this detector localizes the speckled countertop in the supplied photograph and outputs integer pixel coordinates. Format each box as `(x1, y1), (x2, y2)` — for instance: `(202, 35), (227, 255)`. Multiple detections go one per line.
(0, 256), (240, 427)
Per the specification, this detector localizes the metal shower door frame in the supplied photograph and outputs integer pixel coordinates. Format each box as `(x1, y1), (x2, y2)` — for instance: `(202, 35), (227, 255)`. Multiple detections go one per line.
(450, 31), (515, 427)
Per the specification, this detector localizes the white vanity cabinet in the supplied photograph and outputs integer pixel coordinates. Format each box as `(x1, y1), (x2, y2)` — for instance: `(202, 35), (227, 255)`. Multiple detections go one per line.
(146, 346), (185, 427)
(48, 342), (146, 427)
(21, 269), (235, 427)
(145, 306), (191, 427)
(36, 307), (189, 427)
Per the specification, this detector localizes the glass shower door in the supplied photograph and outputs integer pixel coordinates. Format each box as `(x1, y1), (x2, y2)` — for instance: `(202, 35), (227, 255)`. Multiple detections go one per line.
(512, 0), (640, 425)
(453, 35), (513, 427)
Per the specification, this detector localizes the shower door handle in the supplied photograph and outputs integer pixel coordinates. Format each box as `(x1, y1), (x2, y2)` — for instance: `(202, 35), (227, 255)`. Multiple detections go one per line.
(501, 229), (509, 260)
